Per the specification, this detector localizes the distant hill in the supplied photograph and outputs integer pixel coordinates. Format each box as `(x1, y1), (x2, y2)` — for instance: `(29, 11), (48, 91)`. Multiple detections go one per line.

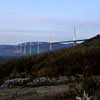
(0, 42), (73, 57)
(82, 35), (100, 46)
(0, 35), (100, 80)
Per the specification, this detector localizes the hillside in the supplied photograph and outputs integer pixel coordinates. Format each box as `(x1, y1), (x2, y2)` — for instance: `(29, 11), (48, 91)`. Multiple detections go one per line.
(0, 42), (72, 57)
(0, 35), (100, 80)
(82, 35), (100, 46)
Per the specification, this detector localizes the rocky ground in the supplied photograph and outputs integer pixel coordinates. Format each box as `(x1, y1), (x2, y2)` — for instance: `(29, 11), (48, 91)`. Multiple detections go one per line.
(0, 76), (82, 100)
(0, 84), (80, 100)
(0, 75), (82, 88)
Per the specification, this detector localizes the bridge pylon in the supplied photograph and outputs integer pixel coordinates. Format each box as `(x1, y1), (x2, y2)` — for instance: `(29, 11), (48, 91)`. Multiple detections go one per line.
(29, 42), (32, 55)
(37, 41), (40, 54)
(73, 25), (77, 46)
(23, 42), (26, 55)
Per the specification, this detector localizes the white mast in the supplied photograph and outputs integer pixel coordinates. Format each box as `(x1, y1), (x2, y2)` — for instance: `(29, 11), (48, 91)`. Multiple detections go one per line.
(73, 25), (77, 46)
(37, 41), (40, 54)
(19, 43), (22, 56)
(30, 42), (32, 55)
(49, 33), (53, 51)
(49, 41), (52, 51)
(23, 42), (26, 55)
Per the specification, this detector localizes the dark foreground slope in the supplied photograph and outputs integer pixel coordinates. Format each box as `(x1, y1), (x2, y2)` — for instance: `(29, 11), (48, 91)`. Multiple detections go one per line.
(0, 35), (100, 80)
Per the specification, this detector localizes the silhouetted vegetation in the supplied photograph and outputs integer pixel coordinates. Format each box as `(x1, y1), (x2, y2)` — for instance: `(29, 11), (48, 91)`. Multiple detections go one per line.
(0, 35), (100, 80)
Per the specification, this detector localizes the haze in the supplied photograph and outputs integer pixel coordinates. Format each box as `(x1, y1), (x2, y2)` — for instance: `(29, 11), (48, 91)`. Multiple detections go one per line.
(0, 0), (100, 44)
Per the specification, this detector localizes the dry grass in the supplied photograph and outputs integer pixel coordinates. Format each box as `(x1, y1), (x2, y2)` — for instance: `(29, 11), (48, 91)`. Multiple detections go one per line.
(0, 85), (75, 100)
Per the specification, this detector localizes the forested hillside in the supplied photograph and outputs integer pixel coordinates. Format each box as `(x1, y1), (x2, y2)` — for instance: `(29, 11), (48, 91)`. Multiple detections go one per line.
(0, 35), (100, 80)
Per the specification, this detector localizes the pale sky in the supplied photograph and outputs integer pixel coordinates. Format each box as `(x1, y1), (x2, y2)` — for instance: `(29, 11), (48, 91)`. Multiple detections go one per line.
(0, 0), (100, 44)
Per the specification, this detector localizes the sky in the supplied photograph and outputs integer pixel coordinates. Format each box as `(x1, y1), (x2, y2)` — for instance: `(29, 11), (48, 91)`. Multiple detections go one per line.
(0, 0), (100, 44)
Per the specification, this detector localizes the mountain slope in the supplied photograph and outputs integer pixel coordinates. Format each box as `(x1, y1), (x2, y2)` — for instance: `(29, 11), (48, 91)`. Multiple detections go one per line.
(0, 35), (100, 80)
(82, 35), (100, 46)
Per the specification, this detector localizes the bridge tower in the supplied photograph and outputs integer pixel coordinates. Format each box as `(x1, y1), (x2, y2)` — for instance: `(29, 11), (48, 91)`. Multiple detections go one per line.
(49, 41), (52, 51)
(19, 43), (22, 56)
(29, 42), (32, 55)
(23, 42), (26, 55)
(49, 33), (53, 51)
(73, 25), (77, 46)
(37, 41), (40, 54)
